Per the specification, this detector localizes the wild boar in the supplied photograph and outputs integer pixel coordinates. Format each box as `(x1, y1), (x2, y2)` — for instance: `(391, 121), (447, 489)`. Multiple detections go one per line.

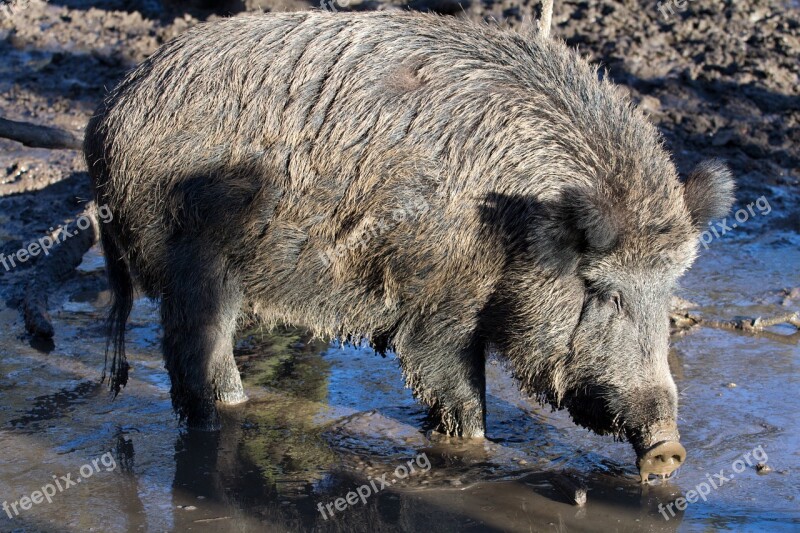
(84, 11), (734, 480)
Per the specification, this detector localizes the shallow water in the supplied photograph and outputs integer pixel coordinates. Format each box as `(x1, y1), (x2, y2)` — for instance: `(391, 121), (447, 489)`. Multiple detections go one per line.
(0, 234), (797, 532)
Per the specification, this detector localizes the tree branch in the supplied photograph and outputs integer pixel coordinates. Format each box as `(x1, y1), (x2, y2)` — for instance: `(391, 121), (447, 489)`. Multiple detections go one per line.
(670, 311), (800, 343)
(23, 207), (100, 338)
(539, 0), (554, 38)
(0, 117), (83, 150)
(703, 312), (800, 331)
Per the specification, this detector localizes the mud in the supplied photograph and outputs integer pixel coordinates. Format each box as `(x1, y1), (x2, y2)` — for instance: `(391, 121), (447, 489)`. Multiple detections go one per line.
(0, 0), (798, 531)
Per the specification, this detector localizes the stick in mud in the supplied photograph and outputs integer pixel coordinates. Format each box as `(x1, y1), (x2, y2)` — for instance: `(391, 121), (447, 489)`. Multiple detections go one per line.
(0, 117), (83, 150)
(551, 473), (587, 506)
(706, 312), (800, 331)
(539, 0), (554, 38)
(23, 207), (100, 338)
(670, 311), (800, 341)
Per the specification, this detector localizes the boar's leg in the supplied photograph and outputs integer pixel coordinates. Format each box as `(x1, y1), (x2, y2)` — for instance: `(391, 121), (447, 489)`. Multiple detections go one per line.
(396, 327), (486, 438)
(160, 243), (246, 429)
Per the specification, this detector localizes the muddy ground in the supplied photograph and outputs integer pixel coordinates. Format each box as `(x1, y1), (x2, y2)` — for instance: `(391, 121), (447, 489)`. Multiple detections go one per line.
(0, 0), (798, 531)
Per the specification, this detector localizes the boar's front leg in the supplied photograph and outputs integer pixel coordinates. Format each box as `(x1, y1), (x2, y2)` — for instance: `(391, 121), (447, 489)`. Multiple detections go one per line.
(160, 243), (247, 429)
(396, 324), (487, 438)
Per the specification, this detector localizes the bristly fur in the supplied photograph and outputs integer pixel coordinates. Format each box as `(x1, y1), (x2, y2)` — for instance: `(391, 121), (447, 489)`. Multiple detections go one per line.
(84, 12), (734, 442)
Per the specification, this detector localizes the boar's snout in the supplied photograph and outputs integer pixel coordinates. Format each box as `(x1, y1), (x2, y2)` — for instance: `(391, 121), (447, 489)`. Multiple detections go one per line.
(631, 422), (685, 482)
(616, 386), (685, 482)
(637, 440), (686, 482)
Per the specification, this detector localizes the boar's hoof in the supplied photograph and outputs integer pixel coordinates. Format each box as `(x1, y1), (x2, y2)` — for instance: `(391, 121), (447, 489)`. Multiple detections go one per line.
(213, 369), (248, 405)
(637, 440), (686, 483)
(428, 428), (485, 441)
(217, 390), (248, 405)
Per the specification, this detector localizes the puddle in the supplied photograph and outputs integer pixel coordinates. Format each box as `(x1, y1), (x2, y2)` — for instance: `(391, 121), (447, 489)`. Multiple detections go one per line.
(0, 234), (797, 532)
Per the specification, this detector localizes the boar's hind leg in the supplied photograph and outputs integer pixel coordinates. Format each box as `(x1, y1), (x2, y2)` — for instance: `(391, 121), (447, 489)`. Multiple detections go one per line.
(160, 244), (246, 429)
(398, 330), (486, 438)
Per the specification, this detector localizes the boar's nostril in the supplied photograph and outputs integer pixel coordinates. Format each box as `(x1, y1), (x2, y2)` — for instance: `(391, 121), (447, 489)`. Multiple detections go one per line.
(637, 440), (686, 483)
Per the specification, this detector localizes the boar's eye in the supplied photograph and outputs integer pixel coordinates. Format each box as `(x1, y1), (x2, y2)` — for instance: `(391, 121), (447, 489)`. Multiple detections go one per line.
(606, 291), (622, 314)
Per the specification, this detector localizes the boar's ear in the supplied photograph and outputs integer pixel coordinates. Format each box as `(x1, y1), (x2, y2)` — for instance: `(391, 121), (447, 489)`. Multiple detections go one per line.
(683, 160), (735, 228)
(554, 186), (621, 253)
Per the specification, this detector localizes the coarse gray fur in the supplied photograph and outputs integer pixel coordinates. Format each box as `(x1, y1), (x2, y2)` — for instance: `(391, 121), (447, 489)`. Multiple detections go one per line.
(84, 11), (734, 454)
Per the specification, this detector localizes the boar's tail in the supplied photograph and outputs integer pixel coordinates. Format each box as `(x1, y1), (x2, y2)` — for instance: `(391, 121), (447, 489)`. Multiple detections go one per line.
(84, 110), (132, 396)
(99, 221), (133, 396)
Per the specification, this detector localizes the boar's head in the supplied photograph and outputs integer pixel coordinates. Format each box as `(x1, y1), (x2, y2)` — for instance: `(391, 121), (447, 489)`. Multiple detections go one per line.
(488, 160), (734, 481)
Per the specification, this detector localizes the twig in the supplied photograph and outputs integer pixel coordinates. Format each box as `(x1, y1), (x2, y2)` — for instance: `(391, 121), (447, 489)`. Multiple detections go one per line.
(23, 290), (55, 339)
(670, 311), (799, 343)
(23, 207), (100, 338)
(193, 517), (232, 523)
(539, 0), (554, 38)
(550, 472), (587, 506)
(670, 312), (700, 330)
(0, 117), (83, 150)
(704, 313), (800, 331)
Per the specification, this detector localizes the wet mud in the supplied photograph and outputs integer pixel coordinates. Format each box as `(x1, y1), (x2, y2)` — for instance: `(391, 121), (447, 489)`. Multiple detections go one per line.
(0, 236), (797, 532)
